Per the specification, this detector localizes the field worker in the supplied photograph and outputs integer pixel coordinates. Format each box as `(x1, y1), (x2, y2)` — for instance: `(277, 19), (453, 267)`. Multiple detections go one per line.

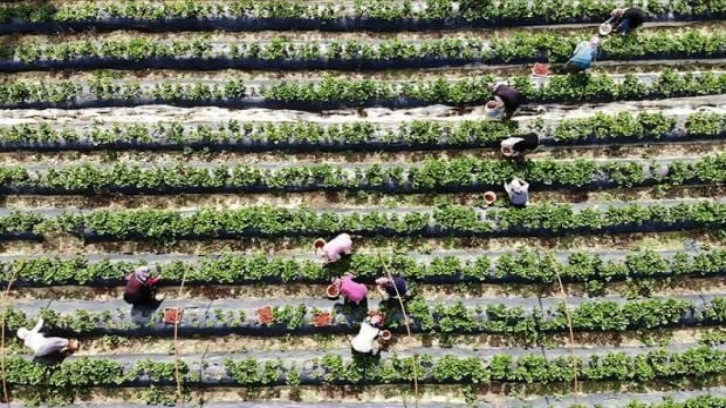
(504, 178), (530, 207)
(376, 276), (408, 300)
(123, 266), (162, 306)
(17, 317), (78, 357)
(332, 272), (368, 305)
(488, 83), (524, 120)
(316, 233), (353, 264)
(350, 313), (383, 355)
(610, 7), (647, 35)
(500, 133), (540, 158)
(565, 36), (600, 72)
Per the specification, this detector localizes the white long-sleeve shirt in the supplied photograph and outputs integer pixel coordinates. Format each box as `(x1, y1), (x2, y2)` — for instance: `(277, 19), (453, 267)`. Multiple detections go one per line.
(19, 318), (68, 357)
(351, 321), (380, 353)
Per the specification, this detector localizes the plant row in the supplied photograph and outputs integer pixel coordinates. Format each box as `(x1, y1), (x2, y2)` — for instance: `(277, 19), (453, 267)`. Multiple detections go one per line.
(4, 248), (724, 287)
(2, 30), (723, 71)
(0, 69), (724, 109)
(0, 201), (724, 241)
(0, 0), (722, 32)
(3, 345), (725, 389)
(2, 296), (723, 336)
(0, 111), (724, 153)
(0, 155), (722, 195)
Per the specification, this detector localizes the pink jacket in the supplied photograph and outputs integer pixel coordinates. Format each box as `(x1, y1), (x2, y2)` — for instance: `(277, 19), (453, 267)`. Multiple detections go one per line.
(340, 275), (367, 304)
(323, 233), (352, 263)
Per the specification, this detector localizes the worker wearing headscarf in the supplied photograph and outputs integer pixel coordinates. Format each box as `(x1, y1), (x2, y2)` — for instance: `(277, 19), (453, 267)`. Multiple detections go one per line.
(123, 266), (161, 306)
(17, 318), (78, 357)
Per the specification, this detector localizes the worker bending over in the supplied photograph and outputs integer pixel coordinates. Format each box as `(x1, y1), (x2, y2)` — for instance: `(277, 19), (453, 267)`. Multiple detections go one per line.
(350, 313), (384, 355)
(376, 276), (408, 300)
(487, 83), (524, 120)
(611, 7), (647, 35)
(317, 233), (353, 264)
(124, 266), (162, 306)
(504, 178), (530, 207)
(500, 133), (540, 159)
(17, 318), (78, 357)
(565, 36), (600, 72)
(332, 272), (368, 305)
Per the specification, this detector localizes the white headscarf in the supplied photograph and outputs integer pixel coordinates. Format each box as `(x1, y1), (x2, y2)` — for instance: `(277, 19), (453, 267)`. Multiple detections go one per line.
(134, 266), (151, 283)
(17, 328), (29, 340)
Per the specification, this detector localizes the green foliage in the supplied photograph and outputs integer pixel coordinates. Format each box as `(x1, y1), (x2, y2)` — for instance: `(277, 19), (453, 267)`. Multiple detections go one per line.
(2, 29), (723, 66)
(0, 69), (725, 108)
(0, 0), (722, 25)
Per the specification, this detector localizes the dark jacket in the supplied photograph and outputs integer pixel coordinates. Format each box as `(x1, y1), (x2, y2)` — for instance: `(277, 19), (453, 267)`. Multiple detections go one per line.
(614, 7), (647, 30)
(123, 274), (158, 305)
(494, 85), (524, 113)
(385, 277), (408, 298)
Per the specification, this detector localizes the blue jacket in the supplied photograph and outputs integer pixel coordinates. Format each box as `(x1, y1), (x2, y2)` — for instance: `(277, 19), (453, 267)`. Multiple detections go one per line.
(569, 42), (598, 68)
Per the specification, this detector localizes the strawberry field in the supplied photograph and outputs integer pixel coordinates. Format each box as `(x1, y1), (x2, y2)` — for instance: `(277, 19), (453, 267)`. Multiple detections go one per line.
(0, 1), (725, 407)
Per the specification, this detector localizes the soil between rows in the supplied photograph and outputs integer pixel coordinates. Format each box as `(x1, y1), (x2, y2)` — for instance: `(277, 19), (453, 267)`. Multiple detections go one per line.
(0, 183), (722, 213)
(9, 23), (720, 44)
(2, 326), (715, 357)
(0, 142), (721, 165)
(13, 379), (726, 405)
(0, 230), (718, 256)
(6, 276), (726, 301)
(4, 63), (726, 83)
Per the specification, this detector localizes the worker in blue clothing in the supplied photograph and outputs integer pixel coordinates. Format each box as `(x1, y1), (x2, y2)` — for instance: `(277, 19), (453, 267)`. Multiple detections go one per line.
(564, 36), (601, 72)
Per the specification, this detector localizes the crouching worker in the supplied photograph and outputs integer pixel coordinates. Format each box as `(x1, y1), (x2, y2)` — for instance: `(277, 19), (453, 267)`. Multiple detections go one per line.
(332, 272), (368, 305)
(505, 178), (530, 207)
(501, 133), (540, 159)
(350, 313), (384, 356)
(487, 83), (524, 120)
(611, 7), (647, 35)
(376, 276), (408, 300)
(124, 266), (162, 306)
(316, 233), (353, 264)
(17, 318), (78, 357)
(565, 36), (600, 72)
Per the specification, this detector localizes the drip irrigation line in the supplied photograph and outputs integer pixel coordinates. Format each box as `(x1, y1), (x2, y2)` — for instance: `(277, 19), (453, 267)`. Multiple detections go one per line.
(0, 267), (18, 408)
(379, 253), (419, 408)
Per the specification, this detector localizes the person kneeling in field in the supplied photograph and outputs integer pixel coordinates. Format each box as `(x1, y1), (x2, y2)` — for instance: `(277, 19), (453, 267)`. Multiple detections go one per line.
(505, 178), (530, 207)
(565, 36), (600, 72)
(316, 233), (353, 264)
(610, 7), (647, 35)
(124, 266), (162, 306)
(487, 83), (524, 120)
(350, 313), (384, 356)
(17, 318), (78, 357)
(500, 133), (540, 159)
(332, 272), (368, 305)
(376, 275), (408, 300)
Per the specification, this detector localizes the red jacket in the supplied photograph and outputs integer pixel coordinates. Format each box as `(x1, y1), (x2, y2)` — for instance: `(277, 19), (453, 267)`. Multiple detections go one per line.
(124, 273), (159, 298)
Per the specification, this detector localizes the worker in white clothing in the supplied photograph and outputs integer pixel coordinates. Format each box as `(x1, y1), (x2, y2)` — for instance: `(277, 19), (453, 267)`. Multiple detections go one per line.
(350, 314), (384, 355)
(17, 318), (78, 357)
(504, 178), (530, 207)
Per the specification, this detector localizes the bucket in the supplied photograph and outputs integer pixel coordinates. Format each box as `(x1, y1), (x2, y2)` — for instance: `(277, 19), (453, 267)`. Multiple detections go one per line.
(485, 101), (504, 120)
(483, 191), (497, 205)
(379, 330), (392, 341)
(599, 23), (612, 35)
(326, 284), (341, 298)
(163, 307), (183, 324)
(532, 63), (550, 77)
(314, 238), (326, 249)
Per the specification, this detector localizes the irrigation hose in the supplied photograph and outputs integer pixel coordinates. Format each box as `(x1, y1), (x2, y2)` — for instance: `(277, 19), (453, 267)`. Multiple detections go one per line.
(0, 268), (18, 408)
(378, 254), (419, 408)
